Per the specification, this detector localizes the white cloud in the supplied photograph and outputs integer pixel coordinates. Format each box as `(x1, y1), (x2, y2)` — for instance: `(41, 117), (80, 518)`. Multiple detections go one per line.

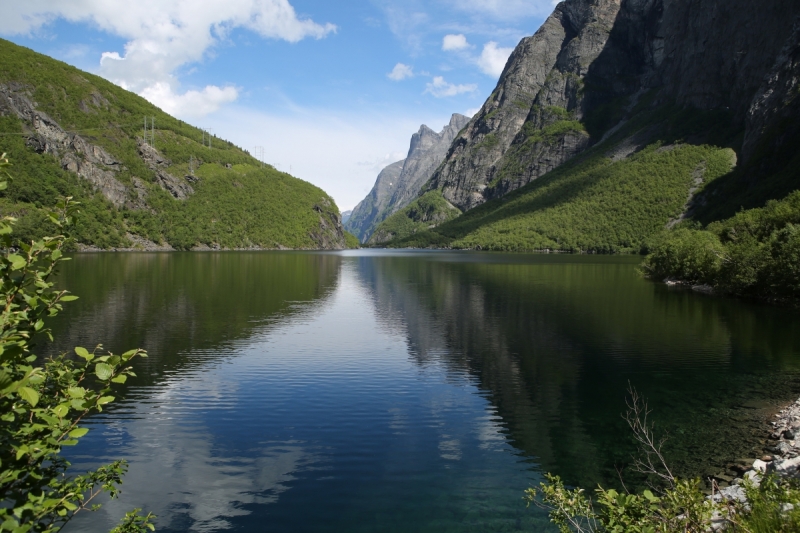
(387, 63), (414, 81)
(477, 41), (514, 77)
(442, 34), (470, 51)
(139, 82), (239, 119)
(465, 107), (481, 117)
(0, 0), (336, 118)
(424, 76), (477, 98)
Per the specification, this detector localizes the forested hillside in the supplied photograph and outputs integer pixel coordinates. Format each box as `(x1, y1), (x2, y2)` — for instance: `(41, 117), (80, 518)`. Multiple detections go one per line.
(0, 38), (352, 250)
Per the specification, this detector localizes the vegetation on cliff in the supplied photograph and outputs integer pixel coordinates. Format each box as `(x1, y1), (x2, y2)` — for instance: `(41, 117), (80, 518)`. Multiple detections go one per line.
(0, 38), (346, 250)
(368, 190), (461, 245)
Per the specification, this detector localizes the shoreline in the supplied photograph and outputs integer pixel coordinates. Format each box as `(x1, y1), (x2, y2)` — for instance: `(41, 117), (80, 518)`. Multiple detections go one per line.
(714, 396), (800, 501)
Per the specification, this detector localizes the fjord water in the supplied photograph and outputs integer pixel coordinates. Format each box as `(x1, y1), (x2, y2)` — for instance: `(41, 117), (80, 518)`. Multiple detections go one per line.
(48, 251), (800, 533)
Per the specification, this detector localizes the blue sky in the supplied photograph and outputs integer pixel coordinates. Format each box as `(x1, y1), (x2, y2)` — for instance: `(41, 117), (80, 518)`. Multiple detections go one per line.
(1, 0), (554, 210)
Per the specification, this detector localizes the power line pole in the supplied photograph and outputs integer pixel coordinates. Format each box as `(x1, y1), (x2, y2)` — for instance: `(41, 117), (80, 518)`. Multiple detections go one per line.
(253, 146), (264, 168)
(143, 116), (155, 147)
(201, 128), (214, 149)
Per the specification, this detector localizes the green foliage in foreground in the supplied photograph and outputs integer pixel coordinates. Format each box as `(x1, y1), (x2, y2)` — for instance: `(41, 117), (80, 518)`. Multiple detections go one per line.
(385, 143), (736, 252)
(642, 190), (800, 304)
(0, 38), (344, 250)
(369, 190), (462, 245)
(528, 473), (800, 533)
(528, 388), (800, 532)
(0, 157), (153, 532)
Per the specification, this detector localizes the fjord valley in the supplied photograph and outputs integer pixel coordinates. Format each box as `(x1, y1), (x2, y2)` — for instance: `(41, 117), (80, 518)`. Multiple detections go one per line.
(4, 0), (800, 532)
(0, 38), (355, 251)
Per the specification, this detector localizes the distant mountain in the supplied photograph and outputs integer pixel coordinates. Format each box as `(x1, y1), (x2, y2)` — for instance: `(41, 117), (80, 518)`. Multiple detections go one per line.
(345, 113), (470, 243)
(0, 38), (350, 250)
(341, 210), (353, 224)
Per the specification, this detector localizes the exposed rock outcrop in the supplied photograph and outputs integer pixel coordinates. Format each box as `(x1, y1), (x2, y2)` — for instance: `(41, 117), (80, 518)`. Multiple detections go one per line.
(346, 113), (470, 242)
(309, 197), (349, 250)
(423, 0), (800, 213)
(346, 160), (404, 242)
(426, 0), (621, 210)
(137, 141), (194, 200)
(0, 82), (134, 208)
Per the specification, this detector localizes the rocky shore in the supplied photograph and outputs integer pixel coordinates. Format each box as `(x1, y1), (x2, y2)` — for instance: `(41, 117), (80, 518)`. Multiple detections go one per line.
(709, 397), (800, 529)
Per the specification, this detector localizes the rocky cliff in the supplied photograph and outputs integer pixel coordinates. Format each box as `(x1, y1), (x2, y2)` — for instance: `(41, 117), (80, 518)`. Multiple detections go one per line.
(423, 0), (800, 217)
(346, 113), (470, 242)
(345, 160), (405, 242)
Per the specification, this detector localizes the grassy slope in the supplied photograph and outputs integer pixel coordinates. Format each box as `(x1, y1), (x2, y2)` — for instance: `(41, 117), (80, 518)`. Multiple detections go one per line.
(368, 190), (462, 245)
(385, 105), (739, 253)
(0, 38), (343, 250)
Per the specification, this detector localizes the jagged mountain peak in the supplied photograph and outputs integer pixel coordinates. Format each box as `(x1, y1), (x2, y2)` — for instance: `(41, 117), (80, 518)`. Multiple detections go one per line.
(345, 114), (470, 243)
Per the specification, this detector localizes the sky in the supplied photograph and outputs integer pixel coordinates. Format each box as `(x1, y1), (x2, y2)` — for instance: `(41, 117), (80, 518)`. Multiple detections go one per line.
(0, 0), (555, 211)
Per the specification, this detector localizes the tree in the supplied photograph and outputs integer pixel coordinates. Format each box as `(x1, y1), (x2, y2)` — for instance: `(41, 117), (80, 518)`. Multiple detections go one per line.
(0, 154), (155, 533)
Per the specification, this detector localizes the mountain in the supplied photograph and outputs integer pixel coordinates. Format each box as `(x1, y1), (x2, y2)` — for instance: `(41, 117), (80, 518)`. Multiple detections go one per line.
(0, 38), (350, 250)
(341, 210), (353, 224)
(345, 113), (470, 243)
(345, 160), (404, 243)
(381, 0), (800, 252)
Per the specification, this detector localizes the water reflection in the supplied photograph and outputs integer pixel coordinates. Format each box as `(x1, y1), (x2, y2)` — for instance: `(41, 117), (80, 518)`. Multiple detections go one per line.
(51, 251), (800, 532)
(354, 251), (800, 488)
(47, 252), (342, 384)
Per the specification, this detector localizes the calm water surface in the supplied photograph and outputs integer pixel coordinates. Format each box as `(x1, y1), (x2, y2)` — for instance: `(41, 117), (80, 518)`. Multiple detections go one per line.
(46, 250), (800, 532)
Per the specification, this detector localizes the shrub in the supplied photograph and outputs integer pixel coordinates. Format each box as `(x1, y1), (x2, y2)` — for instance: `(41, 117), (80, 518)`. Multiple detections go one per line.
(0, 154), (154, 533)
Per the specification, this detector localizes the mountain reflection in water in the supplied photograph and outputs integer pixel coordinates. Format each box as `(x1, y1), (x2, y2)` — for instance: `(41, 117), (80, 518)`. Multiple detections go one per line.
(48, 251), (800, 533)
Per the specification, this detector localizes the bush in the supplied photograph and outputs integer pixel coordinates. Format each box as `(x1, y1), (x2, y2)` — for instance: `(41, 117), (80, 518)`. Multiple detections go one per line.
(642, 229), (725, 285)
(0, 154), (154, 533)
(642, 190), (800, 303)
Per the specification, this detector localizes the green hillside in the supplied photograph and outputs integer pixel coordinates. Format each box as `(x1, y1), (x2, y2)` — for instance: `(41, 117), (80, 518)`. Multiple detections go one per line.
(367, 190), (461, 245)
(0, 38), (350, 250)
(381, 105), (740, 253)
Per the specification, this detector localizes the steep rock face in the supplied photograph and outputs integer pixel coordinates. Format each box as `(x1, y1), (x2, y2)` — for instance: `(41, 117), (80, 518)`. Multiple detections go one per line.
(309, 197), (349, 250)
(427, 0), (621, 210)
(740, 19), (800, 172)
(425, 0), (800, 213)
(385, 113), (470, 216)
(346, 160), (405, 242)
(346, 113), (469, 242)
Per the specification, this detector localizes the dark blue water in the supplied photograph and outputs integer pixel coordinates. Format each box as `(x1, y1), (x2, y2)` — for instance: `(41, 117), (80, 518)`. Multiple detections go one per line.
(47, 250), (800, 532)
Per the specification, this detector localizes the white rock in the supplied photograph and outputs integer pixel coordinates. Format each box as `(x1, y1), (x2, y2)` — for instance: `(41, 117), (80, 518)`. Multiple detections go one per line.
(775, 456), (800, 477)
(745, 470), (762, 487)
(752, 459), (768, 472)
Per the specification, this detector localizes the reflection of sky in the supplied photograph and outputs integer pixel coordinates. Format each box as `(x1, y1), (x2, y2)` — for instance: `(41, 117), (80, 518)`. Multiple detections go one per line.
(64, 259), (540, 533)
